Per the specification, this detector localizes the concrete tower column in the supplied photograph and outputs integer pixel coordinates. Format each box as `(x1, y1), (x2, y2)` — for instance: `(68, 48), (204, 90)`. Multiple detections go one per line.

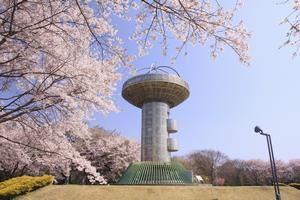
(141, 102), (170, 162)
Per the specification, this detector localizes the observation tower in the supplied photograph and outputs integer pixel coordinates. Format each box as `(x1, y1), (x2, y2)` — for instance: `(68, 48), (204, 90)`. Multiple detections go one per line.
(122, 66), (189, 162)
(118, 66), (193, 185)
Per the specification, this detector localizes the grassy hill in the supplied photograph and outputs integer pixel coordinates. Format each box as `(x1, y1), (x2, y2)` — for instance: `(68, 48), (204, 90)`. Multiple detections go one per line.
(16, 185), (300, 200)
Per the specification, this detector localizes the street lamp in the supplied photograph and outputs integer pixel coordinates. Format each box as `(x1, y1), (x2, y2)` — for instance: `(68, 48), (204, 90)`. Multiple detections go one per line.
(254, 126), (281, 200)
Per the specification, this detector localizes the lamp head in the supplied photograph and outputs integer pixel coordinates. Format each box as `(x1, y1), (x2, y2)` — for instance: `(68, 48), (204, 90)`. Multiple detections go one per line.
(254, 126), (263, 134)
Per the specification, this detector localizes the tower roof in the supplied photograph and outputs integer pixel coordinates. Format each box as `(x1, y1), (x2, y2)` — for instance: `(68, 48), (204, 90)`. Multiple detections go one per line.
(122, 73), (189, 108)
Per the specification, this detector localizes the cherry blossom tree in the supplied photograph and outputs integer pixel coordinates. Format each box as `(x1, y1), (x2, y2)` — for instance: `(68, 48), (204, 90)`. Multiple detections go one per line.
(0, 0), (125, 182)
(0, 127), (139, 184)
(0, 128), (106, 184)
(74, 127), (140, 183)
(174, 150), (300, 186)
(218, 159), (244, 186)
(187, 150), (228, 183)
(281, 0), (300, 56)
(0, 141), (32, 181)
(135, 0), (250, 62)
(240, 159), (271, 185)
(0, 0), (249, 182)
(287, 159), (300, 182)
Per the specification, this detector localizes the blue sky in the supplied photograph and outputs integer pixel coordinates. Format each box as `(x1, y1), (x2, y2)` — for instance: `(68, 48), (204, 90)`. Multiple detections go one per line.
(90, 1), (300, 161)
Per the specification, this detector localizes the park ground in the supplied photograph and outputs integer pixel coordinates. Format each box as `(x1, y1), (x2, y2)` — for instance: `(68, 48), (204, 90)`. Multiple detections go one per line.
(17, 185), (300, 200)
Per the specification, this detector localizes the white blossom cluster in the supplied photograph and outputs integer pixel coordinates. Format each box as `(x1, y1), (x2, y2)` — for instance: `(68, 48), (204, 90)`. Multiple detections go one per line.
(281, 0), (300, 56)
(76, 127), (140, 183)
(131, 0), (250, 63)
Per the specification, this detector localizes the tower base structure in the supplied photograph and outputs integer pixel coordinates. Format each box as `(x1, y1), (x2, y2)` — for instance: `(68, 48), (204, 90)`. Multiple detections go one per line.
(117, 162), (193, 185)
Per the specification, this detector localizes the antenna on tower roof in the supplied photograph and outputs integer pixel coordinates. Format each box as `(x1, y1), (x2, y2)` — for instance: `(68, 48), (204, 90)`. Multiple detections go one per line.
(136, 65), (181, 77)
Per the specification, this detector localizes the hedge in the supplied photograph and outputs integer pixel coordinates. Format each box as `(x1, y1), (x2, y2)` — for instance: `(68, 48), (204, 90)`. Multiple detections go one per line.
(0, 175), (54, 199)
(289, 183), (300, 190)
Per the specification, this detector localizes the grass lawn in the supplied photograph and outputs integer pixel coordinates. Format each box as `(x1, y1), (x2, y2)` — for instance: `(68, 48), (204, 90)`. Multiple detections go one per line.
(16, 185), (300, 200)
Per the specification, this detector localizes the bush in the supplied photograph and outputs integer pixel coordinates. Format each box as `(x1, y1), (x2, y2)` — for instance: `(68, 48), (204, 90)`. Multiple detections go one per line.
(289, 183), (300, 190)
(213, 178), (225, 186)
(0, 175), (54, 199)
(278, 182), (287, 186)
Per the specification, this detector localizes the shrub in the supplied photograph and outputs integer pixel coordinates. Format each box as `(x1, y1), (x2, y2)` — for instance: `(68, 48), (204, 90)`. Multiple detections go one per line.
(213, 178), (225, 186)
(289, 183), (300, 190)
(0, 175), (54, 199)
(278, 182), (287, 186)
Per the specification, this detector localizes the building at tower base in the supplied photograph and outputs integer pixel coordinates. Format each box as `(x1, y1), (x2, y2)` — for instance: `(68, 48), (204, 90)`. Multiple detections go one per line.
(118, 162), (193, 185)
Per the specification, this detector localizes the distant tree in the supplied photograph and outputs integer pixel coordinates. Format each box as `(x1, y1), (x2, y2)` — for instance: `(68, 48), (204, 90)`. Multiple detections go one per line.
(287, 159), (300, 183)
(213, 177), (225, 186)
(218, 159), (244, 186)
(172, 156), (192, 169)
(187, 150), (228, 183)
(274, 160), (289, 184)
(174, 149), (300, 186)
(239, 159), (270, 186)
(74, 127), (140, 183)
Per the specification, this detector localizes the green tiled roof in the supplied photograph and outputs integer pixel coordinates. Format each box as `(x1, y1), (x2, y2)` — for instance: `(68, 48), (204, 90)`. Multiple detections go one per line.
(117, 162), (193, 185)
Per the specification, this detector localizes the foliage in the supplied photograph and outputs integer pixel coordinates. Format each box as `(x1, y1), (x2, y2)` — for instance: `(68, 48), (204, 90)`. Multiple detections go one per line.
(289, 183), (300, 190)
(186, 150), (228, 183)
(0, 175), (53, 199)
(174, 150), (300, 186)
(281, 0), (300, 56)
(213, 177), (225, 186)
(239, 159), (271, 186)
(75, 127), (140, 183)
(286, 159), (300, 183)
(133, 0), (250, 63)
(0, 136), (105, 184)
(0, 127), (139, 185)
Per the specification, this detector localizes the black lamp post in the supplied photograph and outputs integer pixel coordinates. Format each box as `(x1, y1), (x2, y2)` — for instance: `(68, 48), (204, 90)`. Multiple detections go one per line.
(254, 126), (281, 200)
